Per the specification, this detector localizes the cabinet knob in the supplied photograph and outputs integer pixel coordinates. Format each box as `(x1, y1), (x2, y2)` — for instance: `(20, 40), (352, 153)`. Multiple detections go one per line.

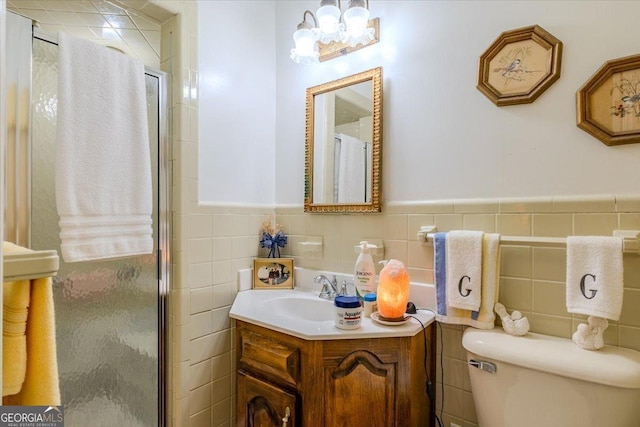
(281, 406), (290, 427)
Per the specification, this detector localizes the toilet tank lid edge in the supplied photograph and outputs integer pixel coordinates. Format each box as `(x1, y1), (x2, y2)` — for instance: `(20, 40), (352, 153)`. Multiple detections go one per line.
(462, 327), (640, 389)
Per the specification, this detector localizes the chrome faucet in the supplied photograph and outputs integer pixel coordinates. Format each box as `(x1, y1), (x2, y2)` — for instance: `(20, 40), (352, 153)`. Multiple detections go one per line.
(315, 275), (338, 299)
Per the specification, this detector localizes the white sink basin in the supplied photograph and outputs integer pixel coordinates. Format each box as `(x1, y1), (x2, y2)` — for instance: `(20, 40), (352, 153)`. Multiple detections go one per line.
(261, 295), (334, 322)
(230, 288), (435, 340)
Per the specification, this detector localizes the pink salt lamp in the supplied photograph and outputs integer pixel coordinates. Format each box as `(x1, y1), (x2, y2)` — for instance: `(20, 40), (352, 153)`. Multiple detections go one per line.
(377, 259), (410, 321)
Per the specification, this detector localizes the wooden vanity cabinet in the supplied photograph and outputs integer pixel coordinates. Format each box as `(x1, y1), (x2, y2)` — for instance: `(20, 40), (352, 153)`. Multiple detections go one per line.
(236, 320), (435, 427)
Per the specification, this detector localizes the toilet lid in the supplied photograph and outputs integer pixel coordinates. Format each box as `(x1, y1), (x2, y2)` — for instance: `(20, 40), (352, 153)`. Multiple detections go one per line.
(462, 327), (640, 389)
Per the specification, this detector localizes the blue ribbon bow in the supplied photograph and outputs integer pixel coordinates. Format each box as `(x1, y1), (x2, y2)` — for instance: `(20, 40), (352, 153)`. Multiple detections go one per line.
(260, 230), (288, 258)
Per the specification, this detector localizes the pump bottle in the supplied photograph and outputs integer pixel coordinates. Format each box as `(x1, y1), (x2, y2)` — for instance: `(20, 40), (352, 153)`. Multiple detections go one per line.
(354, 241), (376, 297)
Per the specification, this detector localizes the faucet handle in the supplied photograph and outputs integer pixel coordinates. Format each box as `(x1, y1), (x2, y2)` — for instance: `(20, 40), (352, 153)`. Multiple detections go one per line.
(339, 280), (351, 296)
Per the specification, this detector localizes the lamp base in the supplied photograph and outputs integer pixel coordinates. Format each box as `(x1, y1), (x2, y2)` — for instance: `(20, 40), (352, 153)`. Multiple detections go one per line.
(371, 311), (410, 326)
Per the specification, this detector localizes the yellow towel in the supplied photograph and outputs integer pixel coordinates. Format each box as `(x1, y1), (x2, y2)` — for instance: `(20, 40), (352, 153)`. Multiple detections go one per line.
(2, 243), (60, 406)
(2, 280), (29, 396)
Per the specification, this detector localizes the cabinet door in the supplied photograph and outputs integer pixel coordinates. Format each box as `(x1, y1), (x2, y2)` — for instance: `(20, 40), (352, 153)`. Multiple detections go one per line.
(323, 350), (397, 427)
(237, 371), (296, 427)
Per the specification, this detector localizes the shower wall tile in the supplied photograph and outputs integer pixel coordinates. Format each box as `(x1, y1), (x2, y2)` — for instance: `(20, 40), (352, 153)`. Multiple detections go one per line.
(532, 247), (566, 281)
(499, 277), (532, 311)
(434, 213), (463, 231)
(463, 213), (496, 232)
(211, 214), (233, 237)
(620, 289), (640, 327)
(190, 238), (212, 263)
(190, 408), (210, 427)
(532, 213), (572, 237)
(500, 197), (553, 213)
(553, 194), (616, 213)
(174, 288), (191, 326)
(211, 398), (232, 426)
(175, 360), (190, 399)
(624, 255), (640, 289)
(212, 260), (232, 285)
(496, 213), (531, 236)
(189, 262), (211, 288)
(211, 352), (232, 380)
(408, 214), (435, 237)
(190, 286), (212, 314)
(528, 313), (573, 337)
(617, 196), (640, 212)
(532, 280), (566, 316)
(619, 326), (640, 352)
(190, 359), (211, 391)
(620, 213), (640, 230)
(173, 396), (189, 427)
(384, 214), (408, 240)
(212, 306), (232, 332)
(407, 240), (432, 270)
(211, 375), (232, 406)
(190, 311), (213, 339)
(573, 213), (618, 235)
(500, 246), (532, 278)
(453, 199), (499, 213)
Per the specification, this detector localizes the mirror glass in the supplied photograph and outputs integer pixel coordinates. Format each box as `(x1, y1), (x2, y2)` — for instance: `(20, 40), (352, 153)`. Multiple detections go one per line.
(304, 67), (382, 213)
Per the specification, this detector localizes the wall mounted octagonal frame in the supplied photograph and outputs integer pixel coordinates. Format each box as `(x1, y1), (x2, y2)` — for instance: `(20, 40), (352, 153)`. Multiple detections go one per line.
(477, 25), (563, 107)
(577, 54), (640, 146)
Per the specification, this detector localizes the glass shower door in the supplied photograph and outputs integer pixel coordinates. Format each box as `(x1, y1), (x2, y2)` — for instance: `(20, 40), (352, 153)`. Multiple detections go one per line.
(30, 36), (165, 427)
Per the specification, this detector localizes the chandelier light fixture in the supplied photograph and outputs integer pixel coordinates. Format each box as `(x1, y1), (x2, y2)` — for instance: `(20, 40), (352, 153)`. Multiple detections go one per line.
(290, 0), (379, 64)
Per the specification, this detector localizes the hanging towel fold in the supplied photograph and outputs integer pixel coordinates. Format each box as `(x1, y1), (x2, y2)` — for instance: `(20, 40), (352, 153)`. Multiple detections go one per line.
(336, 133), (366, 203)
(56, 32), (152, 263)
(446, 230), (484, 311)
(436, 233), (501, 329)
(566, 236), (624, 321)
(2, 242), (60, 405)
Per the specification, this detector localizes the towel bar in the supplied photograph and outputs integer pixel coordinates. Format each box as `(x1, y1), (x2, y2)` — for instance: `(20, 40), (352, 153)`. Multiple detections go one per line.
(3, 247), (59, 282)
(417, 226), (640, 255)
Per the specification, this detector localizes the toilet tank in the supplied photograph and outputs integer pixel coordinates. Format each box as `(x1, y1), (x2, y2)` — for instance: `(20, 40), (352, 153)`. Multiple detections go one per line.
(462, 328), (640, 427)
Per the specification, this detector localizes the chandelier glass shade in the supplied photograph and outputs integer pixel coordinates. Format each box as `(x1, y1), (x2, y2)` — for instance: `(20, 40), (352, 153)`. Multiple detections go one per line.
(290, 0), (376, 64)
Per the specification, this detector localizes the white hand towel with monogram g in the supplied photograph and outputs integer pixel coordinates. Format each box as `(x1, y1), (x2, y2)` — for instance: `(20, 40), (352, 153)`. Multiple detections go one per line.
(566, 236), (623, 321)
(446, 230), (484, 312)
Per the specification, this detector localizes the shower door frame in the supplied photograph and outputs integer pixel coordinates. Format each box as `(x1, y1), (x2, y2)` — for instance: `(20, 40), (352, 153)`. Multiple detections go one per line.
(29, 27), (170, 426)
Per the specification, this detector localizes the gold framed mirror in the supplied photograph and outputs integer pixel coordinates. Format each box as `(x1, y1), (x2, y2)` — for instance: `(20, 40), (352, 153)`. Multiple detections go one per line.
(304, 67), (383, 213)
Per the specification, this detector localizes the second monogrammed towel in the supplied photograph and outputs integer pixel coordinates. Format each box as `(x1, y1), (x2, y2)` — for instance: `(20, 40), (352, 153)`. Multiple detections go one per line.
(566, 236), (623, 321)
(446, 230), (484, 311)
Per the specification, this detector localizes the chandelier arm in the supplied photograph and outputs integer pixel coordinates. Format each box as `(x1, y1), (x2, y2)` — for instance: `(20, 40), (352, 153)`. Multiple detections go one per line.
(303, 10), (318, 28)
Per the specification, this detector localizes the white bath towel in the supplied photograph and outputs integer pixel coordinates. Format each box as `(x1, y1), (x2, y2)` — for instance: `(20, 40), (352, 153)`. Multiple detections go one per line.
(56, 32), (153, 263)
(336, 134), (366, 203)
(566, 236), (623, 321)
(446, 230), (484, 311)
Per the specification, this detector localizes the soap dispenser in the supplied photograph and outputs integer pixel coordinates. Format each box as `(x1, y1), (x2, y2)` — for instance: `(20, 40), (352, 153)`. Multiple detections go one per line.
(354, 241), (376, 297)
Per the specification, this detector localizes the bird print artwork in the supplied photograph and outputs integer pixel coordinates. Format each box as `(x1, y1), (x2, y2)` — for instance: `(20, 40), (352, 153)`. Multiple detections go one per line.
(502, 59), (521, 77)
(492, 45), (542, 85)
(610, 75), (640, 119)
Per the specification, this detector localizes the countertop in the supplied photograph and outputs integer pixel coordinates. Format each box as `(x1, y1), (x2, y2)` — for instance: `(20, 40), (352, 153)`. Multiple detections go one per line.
(229, 288), (435, 341)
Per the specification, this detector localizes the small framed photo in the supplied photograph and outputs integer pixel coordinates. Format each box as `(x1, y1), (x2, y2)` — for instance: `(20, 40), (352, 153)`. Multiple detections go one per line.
(477, 25), (563, 106)
(252, 258), (294, 289)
